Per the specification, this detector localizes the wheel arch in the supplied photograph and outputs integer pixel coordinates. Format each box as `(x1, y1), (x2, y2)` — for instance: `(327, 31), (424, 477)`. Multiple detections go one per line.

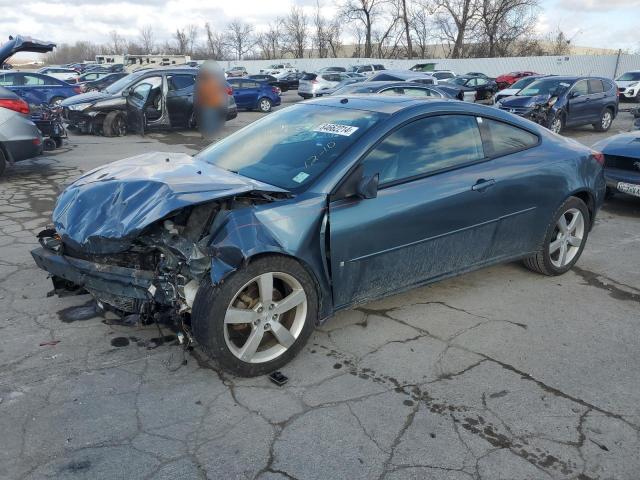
(568, 189), (595, 227)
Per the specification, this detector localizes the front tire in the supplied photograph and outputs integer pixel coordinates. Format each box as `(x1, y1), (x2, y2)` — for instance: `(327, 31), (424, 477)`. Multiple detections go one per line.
(549, 114), (564, 134)
(192, 255), (317, 377)
(523, 197), (590, 276)
(102, 111), (127, 137)
(49, 96), (64, 105)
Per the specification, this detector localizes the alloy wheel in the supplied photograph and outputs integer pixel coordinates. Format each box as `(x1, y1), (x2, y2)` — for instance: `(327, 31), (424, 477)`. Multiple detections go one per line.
(223, 272), (307, 363)
(113, 115), (127, 136)
(601, 111), (612, 130)
(260, 99), (271, 112)
(550, 117), (563, 134)
(549, 208), (585, 268)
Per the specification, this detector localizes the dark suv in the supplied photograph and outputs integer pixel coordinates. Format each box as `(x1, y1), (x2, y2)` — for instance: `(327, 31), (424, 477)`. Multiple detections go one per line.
(497, 76), (618, 134)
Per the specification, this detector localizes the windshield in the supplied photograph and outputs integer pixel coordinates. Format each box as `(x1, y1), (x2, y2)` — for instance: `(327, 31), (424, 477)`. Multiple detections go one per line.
(518, 78), (572, 97)
(104, 71), (144, 94)
(617, 72), (640, 82)
(196, 104), (384, 191)
(511, 76), (539, 90)
(449, 77), (468, 85)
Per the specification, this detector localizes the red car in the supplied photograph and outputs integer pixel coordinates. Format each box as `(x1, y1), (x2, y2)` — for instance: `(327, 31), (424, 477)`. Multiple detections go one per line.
(496, 71), (538, 89)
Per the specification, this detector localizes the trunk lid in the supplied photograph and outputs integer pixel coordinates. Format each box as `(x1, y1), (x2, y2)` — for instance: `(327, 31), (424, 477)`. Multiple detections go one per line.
(0, 35), (56, 65)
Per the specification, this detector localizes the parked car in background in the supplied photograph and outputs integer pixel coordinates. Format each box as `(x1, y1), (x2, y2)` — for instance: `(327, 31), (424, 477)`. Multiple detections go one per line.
(0, 72), (81, 105)
(248, 74), (291, 92)
(314, 75), (367, 96)
(496, 71), (538, 89)
(68, 71), (113, 85)
(431, 70), (456, 81)
(36, 67), (79, 82)
(493, 75), (549, 103)
(1, 63), (13, 70)
(0, 85), (43, 176)
(87, 63), (124, 73)
(298, 72), (353, 98)
(592, 131), (640, 199)
(615, 71), (640, 102)
(466, 72), (490, 78)
(227, 78), (281, 112)
(367, 70), (438, 85)
(497, 76), (618, 134)
(409, 63), (437, 72)
(79, 72), (128, 92)
(349, 64), (386, 76)
(226, 66), (248, 78)
(445, 75), (498, 101)
(61, 67), (234, 135)
(331, 81), (455, 99)
(277, 72), (305, 90)
(32, 95), (605, 376)
(260, 63), (297, 77)
(317, 66), (347, 73)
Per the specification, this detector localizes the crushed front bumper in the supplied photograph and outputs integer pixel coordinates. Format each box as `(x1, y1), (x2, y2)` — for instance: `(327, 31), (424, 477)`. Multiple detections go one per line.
(31, 246), (169, 310)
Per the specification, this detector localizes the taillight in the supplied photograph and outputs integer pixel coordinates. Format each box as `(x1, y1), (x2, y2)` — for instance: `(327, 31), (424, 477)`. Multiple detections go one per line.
(591, 151), (605, 166)
(73, 86), (82, 94)
(272, 87), (279, 94)
(226, 86), (233, 95)
(0, 98), (30, 115)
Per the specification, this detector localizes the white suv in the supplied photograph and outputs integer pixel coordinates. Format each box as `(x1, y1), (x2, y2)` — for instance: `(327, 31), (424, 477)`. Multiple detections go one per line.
(349, 64), (386, 77)
(260, 63), (297, 77)
(615, 70), (640, 101)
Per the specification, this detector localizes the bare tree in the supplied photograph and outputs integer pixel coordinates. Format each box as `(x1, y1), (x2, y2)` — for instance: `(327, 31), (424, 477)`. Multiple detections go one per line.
(227, 20), (254, 60)
(435, 0), (479, 58)
(204, 23), (228, 59)
(139, 26), (155, 54)
(410, 0), (436, 58)
(342, 0), (383, 58)
(185, 24), (199, 56)
(108, 30), (125, 54)
(326, 16), (344, 57)
(396, 0), (413, 58)
(174, 29), (188, 54)
(478, 0), (538, 57)
(256, 20), (283, 60)
(283, 6), (309, 58)
(313, 1), (328, 58)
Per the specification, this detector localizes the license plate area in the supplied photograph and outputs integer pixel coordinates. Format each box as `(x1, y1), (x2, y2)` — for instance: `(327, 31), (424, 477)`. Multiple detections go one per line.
(617, 182), (640, 197)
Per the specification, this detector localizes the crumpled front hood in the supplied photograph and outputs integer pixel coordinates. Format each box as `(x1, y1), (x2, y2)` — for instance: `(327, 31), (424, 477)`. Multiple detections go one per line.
(53, 151), (287, 254)
(499, 94), (549, 108)
(61, 91), (112, 107)
(592, 132), (640, 160)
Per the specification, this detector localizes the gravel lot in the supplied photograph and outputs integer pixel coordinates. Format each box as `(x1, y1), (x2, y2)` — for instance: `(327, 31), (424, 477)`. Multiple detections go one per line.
(1, 93), (639, 480)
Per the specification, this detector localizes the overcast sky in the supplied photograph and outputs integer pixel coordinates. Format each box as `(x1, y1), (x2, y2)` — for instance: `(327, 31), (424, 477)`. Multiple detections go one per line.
(2, 0), (639, 60)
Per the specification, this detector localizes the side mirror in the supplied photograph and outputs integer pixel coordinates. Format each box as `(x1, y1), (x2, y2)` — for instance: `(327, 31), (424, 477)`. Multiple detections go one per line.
(333, 164), (379, 201)
(356, 174), (379, 199)
(569, 91), (579, 99)
(122, 89), (130, 97)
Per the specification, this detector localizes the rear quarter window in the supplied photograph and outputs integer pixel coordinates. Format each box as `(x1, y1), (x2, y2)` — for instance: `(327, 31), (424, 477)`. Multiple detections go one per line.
(480, 118), (538, 157)
(588, 79), (604, 94)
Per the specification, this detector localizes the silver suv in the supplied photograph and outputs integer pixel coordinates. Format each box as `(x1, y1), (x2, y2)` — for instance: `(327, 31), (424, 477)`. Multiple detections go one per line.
(298, 72), (353, 99)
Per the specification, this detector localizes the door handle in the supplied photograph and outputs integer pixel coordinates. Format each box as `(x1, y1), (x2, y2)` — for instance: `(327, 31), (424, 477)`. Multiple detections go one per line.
(472, 178), (496, 192)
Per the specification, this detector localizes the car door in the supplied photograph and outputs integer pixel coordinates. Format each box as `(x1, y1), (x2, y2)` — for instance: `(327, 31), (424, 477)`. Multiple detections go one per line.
(328, 114), (505, 308)
(475, 78), (491, 99)
(166, 73), (195, 126)
(587, 79), (606, 120)
(18, 73), (48, 105)
(566, 80), (590, 125)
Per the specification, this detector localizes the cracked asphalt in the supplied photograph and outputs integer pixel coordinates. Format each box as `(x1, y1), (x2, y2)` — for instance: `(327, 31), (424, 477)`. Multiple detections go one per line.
(1, 94), (639, 480)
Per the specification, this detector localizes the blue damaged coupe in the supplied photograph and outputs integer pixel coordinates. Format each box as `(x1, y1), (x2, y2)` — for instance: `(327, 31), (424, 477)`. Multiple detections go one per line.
(32, 96), (605, 376)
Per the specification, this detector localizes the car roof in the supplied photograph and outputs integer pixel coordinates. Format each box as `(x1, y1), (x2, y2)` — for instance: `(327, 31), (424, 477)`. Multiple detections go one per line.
(305, 94), (454, 114)
(374, 70), (435, 79)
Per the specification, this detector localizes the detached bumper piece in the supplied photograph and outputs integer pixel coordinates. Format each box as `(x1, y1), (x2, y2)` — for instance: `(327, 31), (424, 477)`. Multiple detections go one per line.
(31, 246), (170, 313)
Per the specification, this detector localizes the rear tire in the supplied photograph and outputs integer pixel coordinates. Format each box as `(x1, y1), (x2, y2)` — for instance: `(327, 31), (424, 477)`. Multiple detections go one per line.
(258, 97), (273, 113)
(192, 255), (317, 377)
(49, 96), (64, 105)
(593, 108), (613, 132)
(523, 197), (590, 276)
(102, 111), (127, 137)
(0, 148), (6, 177)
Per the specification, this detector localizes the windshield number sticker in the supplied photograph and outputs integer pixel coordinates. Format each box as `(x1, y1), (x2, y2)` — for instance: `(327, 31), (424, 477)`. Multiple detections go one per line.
(292, 172), (310, 183)
(313, 123), (359, 136)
